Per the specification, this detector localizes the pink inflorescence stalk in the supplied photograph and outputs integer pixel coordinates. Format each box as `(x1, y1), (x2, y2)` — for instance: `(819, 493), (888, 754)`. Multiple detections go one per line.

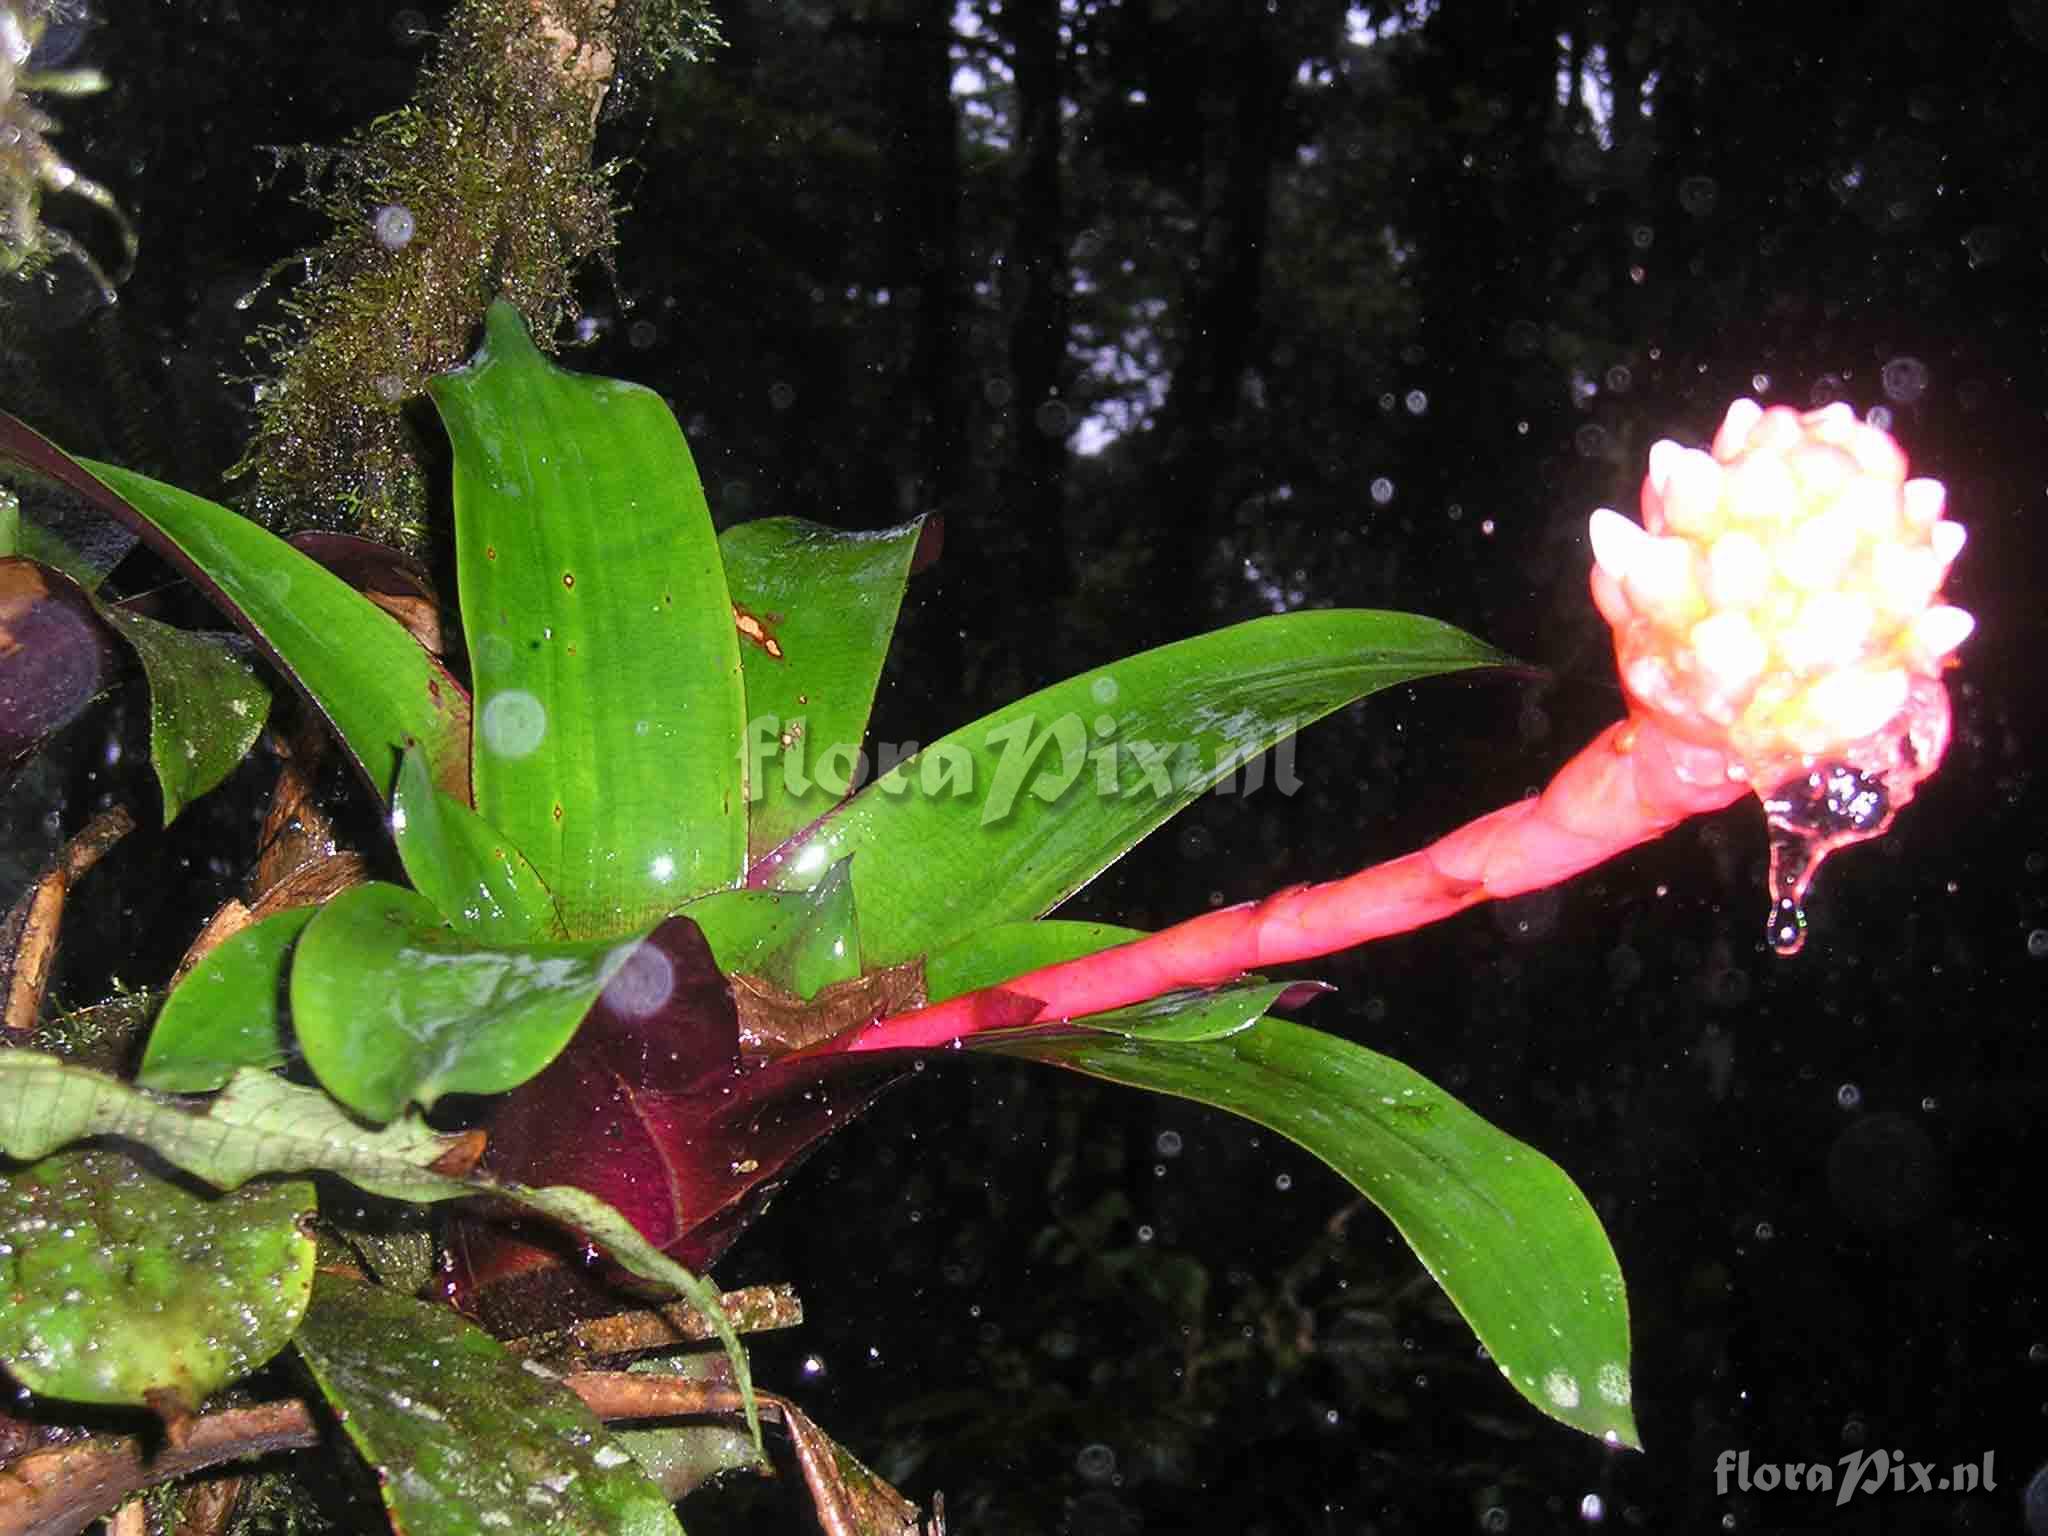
(828, 399), (1972, 1054)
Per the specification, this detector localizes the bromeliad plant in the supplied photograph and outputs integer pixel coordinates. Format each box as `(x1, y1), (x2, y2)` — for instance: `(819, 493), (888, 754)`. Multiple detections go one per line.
(0, 303), (1970, 1532)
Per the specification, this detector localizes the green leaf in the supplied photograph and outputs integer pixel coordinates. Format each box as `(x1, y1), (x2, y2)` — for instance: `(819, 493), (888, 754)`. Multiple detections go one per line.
(0, 418), (471, 800)
(0, 1054), (762, 1453)
(720, 516), (925, 859)
(980, 1019), (1639, 1447)
(669, 865), (860, 992)
(762, 610), (1508, 963)
(393, 746), (561, 941)
(731, 856), (862, 995)
(429, 302), (746, 936)
(925, 918), (1139, 1001)
(1058, 981), (1299, 1043)
(0, 1148), (313, 1409)
(96, 609), (271, 823)
(295, 1272), (683, 1536)
(292, 881), (641, 1122)
(137, 905), (315, 1092)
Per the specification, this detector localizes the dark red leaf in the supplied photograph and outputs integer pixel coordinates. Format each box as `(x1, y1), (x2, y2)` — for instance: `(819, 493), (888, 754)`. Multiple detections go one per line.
(450, 915), (923, 1331)
(0, 557), (121, 772)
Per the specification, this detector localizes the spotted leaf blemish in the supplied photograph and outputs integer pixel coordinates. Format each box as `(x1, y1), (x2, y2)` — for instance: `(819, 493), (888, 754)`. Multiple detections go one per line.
(733, 602), (785, 660)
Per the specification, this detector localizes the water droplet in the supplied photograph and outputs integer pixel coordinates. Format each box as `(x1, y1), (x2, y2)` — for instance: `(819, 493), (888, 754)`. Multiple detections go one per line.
(1155, 1129), (1182, 1157)
(1881, 356), (1929, 404)
(1761, 762), (1893, 955)
(372, 204), (416, 251)
(1579, 1492), (1606, 1523)
(1370, 477), (1395, 505)
(2026, 928), (2048, 958)
(1075, 1442), (1116, 1482)
(1766, 894), (1806, 956)
(1837, 1082), (1863, 1110)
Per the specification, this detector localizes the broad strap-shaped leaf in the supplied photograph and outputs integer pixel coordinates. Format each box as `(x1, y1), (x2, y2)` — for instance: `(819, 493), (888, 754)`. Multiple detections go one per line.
(0, 1053), (762, 1451)
(295, 1272), (683, 1536)
(393, 746), (561, 941)
(753, 610), (1509, 962)
(0, 1148), (313, 1409)
(429, 303), (747, 936)
(979, 1018), (1639, 1447)
(720, 516), (925, 860)
(0, 412), (470, 801)
(291, 881), (645, 1122)
(98, 607), (270, 822)
(138, 905), (315, 1092)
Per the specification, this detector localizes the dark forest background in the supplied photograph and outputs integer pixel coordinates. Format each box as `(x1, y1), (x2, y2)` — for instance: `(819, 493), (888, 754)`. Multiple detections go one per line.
(4, 1), (2046, 1531)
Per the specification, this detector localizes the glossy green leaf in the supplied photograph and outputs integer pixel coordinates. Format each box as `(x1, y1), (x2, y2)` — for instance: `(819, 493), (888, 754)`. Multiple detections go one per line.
(292, 881), (642, 1122)
(137, 905), (314, 1092)
(0, 418), (470, 801)
(393, 746), (561, 941)
(925, 918), (1139, 1001)
(743, 856), (861, 995)
(762, 610), (1508, 963)
(0, 1054), (761, 1452)
(981, 1019), (1638, 1447)
(430, 302), (746, 936)
(720, 516), (925, 859)
(0, 1148), (313, 1408)
(97, 607), (269, 822)
(1054, 981), (1299, 1043)
(296, 1272), (682, 1536)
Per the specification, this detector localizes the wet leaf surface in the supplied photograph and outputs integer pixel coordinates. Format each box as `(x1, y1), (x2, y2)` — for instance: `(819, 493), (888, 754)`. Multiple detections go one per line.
(98, 606), (270, 823)
(430, 303), (746, 935)
(137, 905), (314, 1092)
(0, 1054), (763, 1451)
(0, 556), (119, 772)
(981, 1017), (1640, 1447)
(0, 417), (472, 802)
(0, 1148), (313, 1409)
(754, 610), (1510, 963)
(294, 1271), (682, 1536)
(461, 916), (913, 1298)
(290, 880), (642, 1121)
(391, 745), (561, 942)
(719, 516), (925, 860)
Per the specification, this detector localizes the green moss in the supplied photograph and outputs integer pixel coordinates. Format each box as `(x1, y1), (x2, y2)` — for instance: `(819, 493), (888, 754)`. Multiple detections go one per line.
(233, 0), (722, 548)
